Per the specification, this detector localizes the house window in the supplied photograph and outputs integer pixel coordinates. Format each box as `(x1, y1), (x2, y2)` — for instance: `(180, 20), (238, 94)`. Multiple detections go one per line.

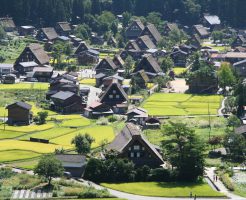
(130, 152), (134, 158)
(128, 147), (131, 151)
(116, 95), (120, 99)
(109, 95), (113, 99)
(113, 90), (116, 94)
(133, 145), (140, 150)
(142, 147), (145, 150)
(137, 152), (140, 158)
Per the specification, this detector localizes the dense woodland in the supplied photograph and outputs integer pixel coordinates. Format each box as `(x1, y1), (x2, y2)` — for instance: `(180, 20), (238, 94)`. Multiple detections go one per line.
(0, 0), (246, 28)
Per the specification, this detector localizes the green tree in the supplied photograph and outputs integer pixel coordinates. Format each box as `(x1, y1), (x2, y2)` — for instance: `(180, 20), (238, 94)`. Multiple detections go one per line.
(0, 26), (6, 40)
(36, 111), (48, 125)
(124, 56), (134, 78)
(227, 115), (241, 130)
(146, 12), (162, 28)
(71, 133), (95, 154)
(224, 129), (246, 162)
(217, 62), (236, 92)
(235, 79), (246, 116)
(212, 31), (224, 43)
(160, 56), (174, 73)
(162, 122), (205, 181)
(122, 11), (132, 28)
(34, 155), (64, 185)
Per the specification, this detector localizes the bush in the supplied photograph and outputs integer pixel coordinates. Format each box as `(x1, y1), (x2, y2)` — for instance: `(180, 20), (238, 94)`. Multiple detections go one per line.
(0, 168), (15, 179)
(78, 188), (110, 198)
(149, 168), (174, 182)
(108, 115), (118, 123)
(220, 173), (234, 191)
(63, 187), (82, 196)
(96, 117), (108, 125)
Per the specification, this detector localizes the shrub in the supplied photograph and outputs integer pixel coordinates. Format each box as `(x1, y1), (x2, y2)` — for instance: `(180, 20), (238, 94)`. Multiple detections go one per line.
(149, 168), (174, 182)
(78, 188), (110, 198)
(220, 173), (234, 191)
(63, 187), (82, 196)
(96, 117), (109, 125)
(0, 168), (15, 179)
(108, 115), (118, 123)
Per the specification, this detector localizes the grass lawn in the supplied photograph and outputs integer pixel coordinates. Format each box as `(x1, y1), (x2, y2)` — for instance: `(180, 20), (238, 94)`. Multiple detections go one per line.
(234, 183), (246, 198)
(61, 117), (91, 127)
(79, 78), (96, 86)
(0, 150), (40, 162)
(0, 130), (26, 139)
(51, 126), (115, 148)
(101, 182), (225, 197)
(19, 127), (75, 140)
(0, 140), (69, 153)
(0, 83), (49, 90)
(142, 93), (222, 116)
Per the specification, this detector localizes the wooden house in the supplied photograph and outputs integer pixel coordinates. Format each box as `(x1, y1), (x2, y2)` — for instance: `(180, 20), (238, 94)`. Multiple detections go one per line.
(77, 49), (99, 65)
(131, 70), (150, 88)
(100, 80), (128, 113)
(36, 27), (58, 42)
(6, 102), (32, 125)
(193, 25), (209, 39)
(95, 57), (118, 75)
(126, 107), (148, 126)
(163, 23), (178, 36)
(170, 49), (188, 67)
(125, 20), (145, 40)
(2, 74), (16, 84)
(19, 26), (35, 36)
(135, 35), (156, 50)
(84, 101), (113, 118)
(231, 35), (246, 49)
(75, 42), (89, 55)
(102, 74), (124, 88)
(14, 61), (39, 75)
(140, 23), (162, 45)
(55, 154), (86, 178)
(107, 123), (164, 168)
(225, 52), (246, 64)
(15, 43), (50, 67)
(0, 64), (14, 76)
(125, 40), (141, 51)
(233, 59), (246, 77)
(133, 55), (162, 77)
(189, 34), (202, 49)
(91, 33), (104, 45)
(0, 17), (16, 32)
(203, 14), (221, 31)
(32, 66), (54, 82)
(113, 55), (125, 69)
(50, 91), (83, 114)
(56, 22), (72, 36)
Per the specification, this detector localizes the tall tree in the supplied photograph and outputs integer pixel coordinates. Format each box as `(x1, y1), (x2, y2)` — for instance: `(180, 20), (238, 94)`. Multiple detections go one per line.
(162, 122), (205, 181)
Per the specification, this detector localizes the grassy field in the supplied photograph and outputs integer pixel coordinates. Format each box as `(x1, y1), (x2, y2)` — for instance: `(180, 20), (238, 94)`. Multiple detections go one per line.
(142, 93), (222, 116)
(51, 126), (115, 148)
(7, 157), (40, 170)
(102, 182), (225, 197)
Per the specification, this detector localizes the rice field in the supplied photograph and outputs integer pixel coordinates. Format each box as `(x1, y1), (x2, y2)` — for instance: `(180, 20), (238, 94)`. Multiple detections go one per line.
(0, 150), (41, 162)
(142, 93), (222, 116)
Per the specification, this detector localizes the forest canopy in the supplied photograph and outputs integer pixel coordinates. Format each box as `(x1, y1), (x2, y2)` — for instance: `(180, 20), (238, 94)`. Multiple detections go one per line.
(0, 0), (246, 28)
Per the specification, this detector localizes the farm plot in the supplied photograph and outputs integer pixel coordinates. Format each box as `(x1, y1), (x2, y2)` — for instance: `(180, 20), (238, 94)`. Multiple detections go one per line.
(0, 83), (49, 90)
(0, 130), (26, 139)
(19, 127), (75, 140)
(0, 140), (68, 153)
(142, 93), (222, 116)
(51, 126), (115, 148)
(0, 150), (40, 162)
(61, 117), (91, 127)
